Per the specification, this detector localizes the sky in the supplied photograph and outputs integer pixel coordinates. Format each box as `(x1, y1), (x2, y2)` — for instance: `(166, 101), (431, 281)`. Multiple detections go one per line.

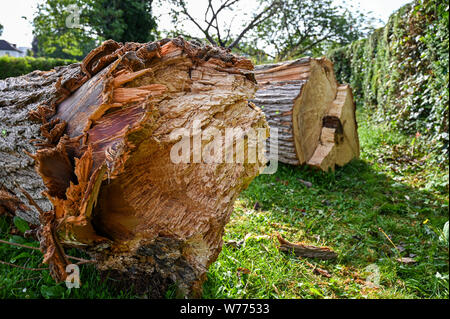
(0, 0), (413, 48)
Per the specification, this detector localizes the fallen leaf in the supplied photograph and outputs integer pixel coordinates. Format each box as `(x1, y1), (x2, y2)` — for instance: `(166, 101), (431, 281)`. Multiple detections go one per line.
(313, 267), (332, 278)
(396, 245), (406, 253)
(251, 235), (270, 241)
(237, 267), (251, 276)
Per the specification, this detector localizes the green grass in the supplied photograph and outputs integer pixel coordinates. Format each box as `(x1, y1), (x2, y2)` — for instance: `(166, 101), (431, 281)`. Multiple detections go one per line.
(0, 223), (134, 299)
(1, 111), (448, 299)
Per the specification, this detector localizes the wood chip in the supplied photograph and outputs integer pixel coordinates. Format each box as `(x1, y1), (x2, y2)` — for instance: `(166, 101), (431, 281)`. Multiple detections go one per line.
(313, 267), (332, 278)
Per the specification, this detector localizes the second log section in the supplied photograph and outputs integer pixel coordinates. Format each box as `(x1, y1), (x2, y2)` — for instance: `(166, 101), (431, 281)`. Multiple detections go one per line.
(252, 57), (360, 171)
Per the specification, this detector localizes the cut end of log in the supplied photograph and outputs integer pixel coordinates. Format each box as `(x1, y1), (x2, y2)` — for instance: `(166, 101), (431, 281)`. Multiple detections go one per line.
(253, 58), (360, 171)
(307, 85), (360, 171)
(1, 38), (268, 297)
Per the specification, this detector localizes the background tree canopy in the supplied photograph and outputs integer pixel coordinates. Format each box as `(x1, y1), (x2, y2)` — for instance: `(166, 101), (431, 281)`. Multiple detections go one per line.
(32, 0), (158, 59)
(87, 0), (158, 43)
(166, 0), (280, 49)
(250, 0), (377, 60)
(164, 0), (377, 62)
(31, 0), (375, 62)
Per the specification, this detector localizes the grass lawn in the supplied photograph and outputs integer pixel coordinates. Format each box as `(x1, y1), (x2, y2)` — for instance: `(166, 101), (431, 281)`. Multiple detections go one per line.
(1, 110), (448, 299)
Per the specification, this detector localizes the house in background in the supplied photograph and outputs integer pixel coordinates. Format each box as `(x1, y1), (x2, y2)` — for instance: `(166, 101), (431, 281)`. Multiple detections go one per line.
(18, 46), (30, 57)
(0, 39), (25, 57)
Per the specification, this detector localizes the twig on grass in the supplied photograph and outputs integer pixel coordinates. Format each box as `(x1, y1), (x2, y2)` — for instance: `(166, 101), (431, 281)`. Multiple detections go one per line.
(0, 239), (96, 264)
(0, 259), (48, 271)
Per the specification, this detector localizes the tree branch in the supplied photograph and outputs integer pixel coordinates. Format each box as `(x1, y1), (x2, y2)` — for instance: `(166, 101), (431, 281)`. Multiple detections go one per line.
(175, 0), (218, 46)
(227, 1), (280, 49)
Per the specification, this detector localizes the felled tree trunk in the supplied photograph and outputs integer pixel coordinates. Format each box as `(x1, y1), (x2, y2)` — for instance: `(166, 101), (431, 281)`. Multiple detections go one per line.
(252, 57), (359, 171)
(0, 38), (268, 297)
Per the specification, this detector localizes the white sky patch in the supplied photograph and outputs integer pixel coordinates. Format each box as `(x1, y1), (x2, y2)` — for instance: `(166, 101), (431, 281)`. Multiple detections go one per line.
(352, 0), (413, 22)
(0, 0), (412, 48)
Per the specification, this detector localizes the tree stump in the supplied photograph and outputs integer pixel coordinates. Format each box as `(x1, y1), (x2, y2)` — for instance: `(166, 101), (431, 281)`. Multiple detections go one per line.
(252, 57), (359, 171)
(0, 38), (268, 297)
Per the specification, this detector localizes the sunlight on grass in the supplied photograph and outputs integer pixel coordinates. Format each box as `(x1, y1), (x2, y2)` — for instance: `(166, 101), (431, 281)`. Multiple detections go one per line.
(203, 110), (449, 299)
(1, 111), (448, 299)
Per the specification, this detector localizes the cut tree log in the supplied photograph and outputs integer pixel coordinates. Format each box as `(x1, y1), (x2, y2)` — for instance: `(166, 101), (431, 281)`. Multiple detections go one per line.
(252, 57), (360, 171)
(0, 38), (268, 297)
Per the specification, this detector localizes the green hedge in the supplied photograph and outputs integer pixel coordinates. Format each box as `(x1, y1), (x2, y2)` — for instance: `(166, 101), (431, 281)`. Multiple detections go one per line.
(328, 0), (449, 161)
(0, 56), (77, 80)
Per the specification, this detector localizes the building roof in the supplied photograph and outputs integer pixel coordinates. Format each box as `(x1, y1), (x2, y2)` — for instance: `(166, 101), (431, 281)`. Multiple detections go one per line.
(0, 40), (23, 52)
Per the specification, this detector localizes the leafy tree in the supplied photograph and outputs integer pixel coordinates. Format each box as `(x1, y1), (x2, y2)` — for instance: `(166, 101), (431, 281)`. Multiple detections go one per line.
(231, 38), (274, 64)
(32, 0), (158, 60)
(252, 0), (377, 60)
(87, 0), (158, 43)
(166, 0), (282, 49)
(32, 0), (99, 59)
(0, 23), (3, 36)
(165, 0), (375, 61)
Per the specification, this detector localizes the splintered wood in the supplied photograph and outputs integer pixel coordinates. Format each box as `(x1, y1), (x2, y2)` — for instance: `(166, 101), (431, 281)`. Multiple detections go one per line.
(0, 38), (268, 297)
(252, 57), (360, 171)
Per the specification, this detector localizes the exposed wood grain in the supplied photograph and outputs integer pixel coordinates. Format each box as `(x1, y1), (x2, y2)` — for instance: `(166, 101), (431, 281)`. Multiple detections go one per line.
(252, 58), (359, 171)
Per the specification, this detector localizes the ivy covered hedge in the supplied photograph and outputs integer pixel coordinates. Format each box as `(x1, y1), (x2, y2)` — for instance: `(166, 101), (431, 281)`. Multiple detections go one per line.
(0, 56), (77, 80)
(328, 0), (449, 161)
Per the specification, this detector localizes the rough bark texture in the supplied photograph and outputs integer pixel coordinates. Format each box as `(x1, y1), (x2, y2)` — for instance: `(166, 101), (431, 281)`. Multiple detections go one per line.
(0, 38), (268, 297)
(252, 57), (360, 171)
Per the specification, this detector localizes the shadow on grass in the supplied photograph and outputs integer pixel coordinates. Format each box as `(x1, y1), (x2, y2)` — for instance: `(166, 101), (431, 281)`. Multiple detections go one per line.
(228, 159), (448, 298)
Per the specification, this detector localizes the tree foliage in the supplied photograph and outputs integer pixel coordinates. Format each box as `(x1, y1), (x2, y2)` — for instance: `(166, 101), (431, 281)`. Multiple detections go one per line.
(32, 0), (158, 60)
(87, 0), (158, 43)
(328, 0), (449, 163)
(32, 0), (96, 59)
(165, 0), (282, 49)
(165, 0), (375, 61)
(251, 0), (376, 60)
(0, 23), (3, 36)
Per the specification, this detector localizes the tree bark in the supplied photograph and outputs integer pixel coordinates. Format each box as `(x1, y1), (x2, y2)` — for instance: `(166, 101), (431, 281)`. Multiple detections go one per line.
(0, 38), (268, 297)
(252, 57), (359, 171)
